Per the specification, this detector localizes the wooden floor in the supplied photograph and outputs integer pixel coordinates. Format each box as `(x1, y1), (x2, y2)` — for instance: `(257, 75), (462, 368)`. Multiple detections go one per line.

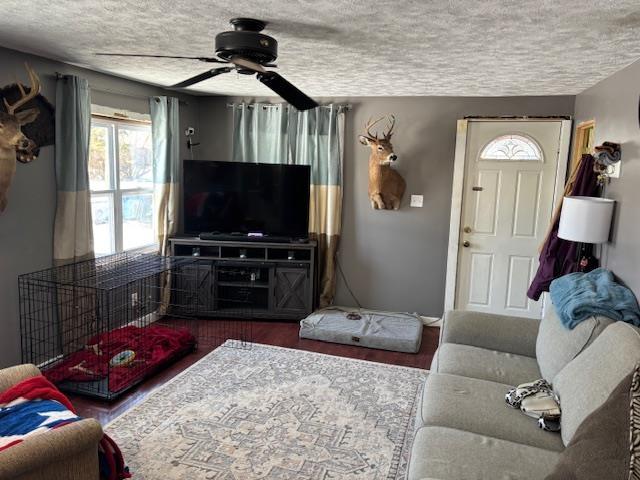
(69, 319), (440, 425)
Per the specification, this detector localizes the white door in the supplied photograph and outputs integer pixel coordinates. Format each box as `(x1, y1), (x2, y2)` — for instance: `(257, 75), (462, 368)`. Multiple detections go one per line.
(455, 120), (564, 318)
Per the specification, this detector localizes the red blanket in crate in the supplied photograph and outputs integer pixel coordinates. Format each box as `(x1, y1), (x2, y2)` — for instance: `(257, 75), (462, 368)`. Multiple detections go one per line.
(45, 325), (195, 392)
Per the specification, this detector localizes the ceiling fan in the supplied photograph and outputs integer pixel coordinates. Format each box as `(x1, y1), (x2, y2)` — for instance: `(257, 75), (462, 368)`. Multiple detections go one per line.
(96, 18), (318, 111)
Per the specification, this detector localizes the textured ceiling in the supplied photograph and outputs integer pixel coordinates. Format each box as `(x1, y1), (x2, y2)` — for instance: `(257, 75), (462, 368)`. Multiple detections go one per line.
(1, 1), (640, 97)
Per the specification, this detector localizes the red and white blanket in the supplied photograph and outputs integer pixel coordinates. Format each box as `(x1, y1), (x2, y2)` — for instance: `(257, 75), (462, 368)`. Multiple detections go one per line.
(0, 375), (79, 451)
(0, 375), (131, 479)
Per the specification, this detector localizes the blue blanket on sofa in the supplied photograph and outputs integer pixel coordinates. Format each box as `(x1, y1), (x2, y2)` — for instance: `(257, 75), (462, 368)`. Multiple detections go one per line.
(550, 268), (640, 329)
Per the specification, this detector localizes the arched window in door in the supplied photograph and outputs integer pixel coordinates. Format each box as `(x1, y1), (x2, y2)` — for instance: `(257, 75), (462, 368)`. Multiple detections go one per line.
(479, 134), (543, 161)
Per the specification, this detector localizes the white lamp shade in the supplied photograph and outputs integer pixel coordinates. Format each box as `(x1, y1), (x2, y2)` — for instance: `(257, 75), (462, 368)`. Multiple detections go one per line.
(558, 196), (615, 244)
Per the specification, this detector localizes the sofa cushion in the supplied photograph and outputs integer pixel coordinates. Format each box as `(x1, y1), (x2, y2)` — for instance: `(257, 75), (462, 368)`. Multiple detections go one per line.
(429, 346), (440, 371)
(546, 365), (639, 480)
(418, 373), (564, 451)
(434, 343), (541, 386)
(407, 426), (561, 480)
(554, 321), (640, 445)
(536, 307), (612, 382)
(440, 310), (540, 357)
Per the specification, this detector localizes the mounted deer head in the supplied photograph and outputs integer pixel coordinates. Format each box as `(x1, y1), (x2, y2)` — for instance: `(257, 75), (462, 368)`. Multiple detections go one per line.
(0, 63), (40, 213)
(358, 115), (406, 210)
(358, 115), (397, 165)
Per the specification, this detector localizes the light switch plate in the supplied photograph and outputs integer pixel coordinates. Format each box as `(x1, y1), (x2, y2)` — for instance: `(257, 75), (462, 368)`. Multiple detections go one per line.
(410, 195), (423, 207)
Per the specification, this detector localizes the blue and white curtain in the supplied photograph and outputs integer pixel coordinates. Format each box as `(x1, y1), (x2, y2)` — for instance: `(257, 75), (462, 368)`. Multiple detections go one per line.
(150, 96), (180, 256)
(53, 75), (93, 265)
(150, 96), (180, 315)
(232, 103), (345, 306)
(53, 75), (95, 353)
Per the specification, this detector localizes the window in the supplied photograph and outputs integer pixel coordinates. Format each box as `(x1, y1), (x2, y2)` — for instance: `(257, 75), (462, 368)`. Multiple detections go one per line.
(479, 134), (543, 161)
(89, 116), (155, 255)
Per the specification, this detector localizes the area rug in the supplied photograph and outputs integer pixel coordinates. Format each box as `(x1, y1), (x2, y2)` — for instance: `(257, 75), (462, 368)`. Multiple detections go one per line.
(106, 342), (428, 480)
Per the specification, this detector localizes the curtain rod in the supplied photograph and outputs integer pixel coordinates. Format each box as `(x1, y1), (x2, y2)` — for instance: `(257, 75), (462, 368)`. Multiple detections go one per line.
(226, 103), (352, 111)
(54, 72), (189, 105)
(91, 87), (189, 106)
(463, 115), (571, 120)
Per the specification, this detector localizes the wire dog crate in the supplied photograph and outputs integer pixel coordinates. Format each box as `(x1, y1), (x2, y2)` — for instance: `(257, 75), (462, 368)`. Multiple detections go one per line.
(19, 252), (252, 400)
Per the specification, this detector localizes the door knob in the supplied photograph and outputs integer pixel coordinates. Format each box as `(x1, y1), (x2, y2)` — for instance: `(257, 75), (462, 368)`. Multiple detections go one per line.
(463, 241), (470, 248)
(463, 226), (472, 233)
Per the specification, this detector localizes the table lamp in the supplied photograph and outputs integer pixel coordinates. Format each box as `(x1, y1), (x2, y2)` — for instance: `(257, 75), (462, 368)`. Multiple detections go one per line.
(558, 196), (615, 270)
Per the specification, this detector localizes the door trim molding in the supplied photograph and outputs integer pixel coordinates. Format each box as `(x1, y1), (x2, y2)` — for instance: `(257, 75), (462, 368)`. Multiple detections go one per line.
(443, 118), (572, 314)
(444, 119), (469, 312)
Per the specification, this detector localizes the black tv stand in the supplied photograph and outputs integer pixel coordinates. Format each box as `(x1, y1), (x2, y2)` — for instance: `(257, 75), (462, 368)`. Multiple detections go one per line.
(169, 236), (317, 320)
(198, 232), (307, 243)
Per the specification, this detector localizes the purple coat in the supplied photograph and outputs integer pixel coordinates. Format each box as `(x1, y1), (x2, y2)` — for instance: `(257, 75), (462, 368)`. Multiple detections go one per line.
(527, 155), (599, 301)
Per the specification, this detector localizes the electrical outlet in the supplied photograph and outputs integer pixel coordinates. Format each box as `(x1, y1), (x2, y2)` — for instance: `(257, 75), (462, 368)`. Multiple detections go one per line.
(410, 195), (424, 207)
(131, 292), (139, 308)
(607, 162), (621, 179)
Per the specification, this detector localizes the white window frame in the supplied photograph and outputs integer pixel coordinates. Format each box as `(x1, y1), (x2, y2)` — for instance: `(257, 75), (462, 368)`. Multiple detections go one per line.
(89, 115), (156, 254)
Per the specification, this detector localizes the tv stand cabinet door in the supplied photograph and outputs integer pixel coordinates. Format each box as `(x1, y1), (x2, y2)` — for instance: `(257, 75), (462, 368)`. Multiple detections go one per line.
(173, 260), (215, 315)
(273, 267), (310, 315)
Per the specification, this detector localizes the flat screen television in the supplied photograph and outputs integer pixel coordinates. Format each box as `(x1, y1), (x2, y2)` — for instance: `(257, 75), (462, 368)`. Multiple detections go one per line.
(183, 160), (311, 240)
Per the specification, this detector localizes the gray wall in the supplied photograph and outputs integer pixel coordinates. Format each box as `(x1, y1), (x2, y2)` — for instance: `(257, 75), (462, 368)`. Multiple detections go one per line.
(0, 46), (199, 368)
(194, 97), (233, 161)
(574, 58), (640, 296)
(196, 95), (575, 317)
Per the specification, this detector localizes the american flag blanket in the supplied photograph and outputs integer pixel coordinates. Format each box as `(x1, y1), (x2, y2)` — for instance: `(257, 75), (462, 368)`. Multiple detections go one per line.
(0, 375), (80, 451)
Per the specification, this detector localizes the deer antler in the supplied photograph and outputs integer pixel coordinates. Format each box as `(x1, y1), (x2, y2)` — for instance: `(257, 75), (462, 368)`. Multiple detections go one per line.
(363, 116), (385, 140)
(3, 63), (40, 115)
(383, 115), (396, 140)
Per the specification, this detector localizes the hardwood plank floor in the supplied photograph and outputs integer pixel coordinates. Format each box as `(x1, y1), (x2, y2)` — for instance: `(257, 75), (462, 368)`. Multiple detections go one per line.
(69, 319), (439, 425)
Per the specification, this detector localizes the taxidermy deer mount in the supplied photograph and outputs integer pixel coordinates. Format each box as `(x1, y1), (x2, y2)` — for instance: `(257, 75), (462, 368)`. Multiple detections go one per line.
(359, 115), (406, 210)
(0, 63), (41, 213)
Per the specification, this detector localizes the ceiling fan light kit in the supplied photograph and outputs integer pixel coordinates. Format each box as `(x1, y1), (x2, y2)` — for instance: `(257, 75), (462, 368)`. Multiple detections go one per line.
(215, 19), (278, 64)
(96, 18), (318, 111)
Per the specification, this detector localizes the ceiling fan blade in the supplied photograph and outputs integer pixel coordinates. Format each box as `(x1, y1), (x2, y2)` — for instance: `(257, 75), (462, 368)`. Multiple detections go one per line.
(228, 56), (266, 73)
(256, 71), (318, 111)
(96, 53), (228, 64)
(171, 67), (233, 89)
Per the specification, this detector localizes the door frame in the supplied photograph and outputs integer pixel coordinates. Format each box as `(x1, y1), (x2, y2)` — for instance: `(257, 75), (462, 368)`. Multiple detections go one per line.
(571, 120), (595, 172)
(443, 117), (573, 315)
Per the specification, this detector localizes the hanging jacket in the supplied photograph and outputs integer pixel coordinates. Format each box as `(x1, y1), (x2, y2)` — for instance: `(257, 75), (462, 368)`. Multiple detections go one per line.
(527, 154), (599, 301)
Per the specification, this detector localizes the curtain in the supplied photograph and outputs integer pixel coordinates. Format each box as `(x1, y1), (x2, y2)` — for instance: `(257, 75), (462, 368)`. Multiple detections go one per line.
(53, 75), (93, 264)
(52, 75), (94, 354)
(232, 103), (345, 307)
(150, 96), (180, 255)
(150, 96), (180, 316)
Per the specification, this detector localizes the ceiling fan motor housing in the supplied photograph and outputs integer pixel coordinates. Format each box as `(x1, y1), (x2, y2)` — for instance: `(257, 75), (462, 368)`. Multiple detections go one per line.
(215, 31), (278, 64)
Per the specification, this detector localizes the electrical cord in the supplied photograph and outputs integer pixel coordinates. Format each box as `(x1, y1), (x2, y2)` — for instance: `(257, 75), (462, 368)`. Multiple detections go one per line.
(335, 253), (362, 309)
(335, 252), (440, 327)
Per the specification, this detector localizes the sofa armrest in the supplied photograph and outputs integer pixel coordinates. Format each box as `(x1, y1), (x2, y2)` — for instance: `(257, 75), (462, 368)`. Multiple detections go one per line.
(0, 418), (103, 479)
(0, 364), (41, 392)
(440, 310), (540, 358)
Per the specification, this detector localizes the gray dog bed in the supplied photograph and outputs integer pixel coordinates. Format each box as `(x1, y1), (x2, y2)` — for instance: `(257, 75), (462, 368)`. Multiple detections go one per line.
(299, 307), (423, 353)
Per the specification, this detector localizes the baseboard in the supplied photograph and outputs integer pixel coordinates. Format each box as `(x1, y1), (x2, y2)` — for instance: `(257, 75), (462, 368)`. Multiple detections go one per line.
(129, 310), (161, 328)
(420, 316), (442, 328)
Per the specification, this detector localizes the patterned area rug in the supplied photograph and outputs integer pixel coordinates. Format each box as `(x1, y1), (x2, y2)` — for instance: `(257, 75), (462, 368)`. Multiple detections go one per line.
(106, 342), (428, 480)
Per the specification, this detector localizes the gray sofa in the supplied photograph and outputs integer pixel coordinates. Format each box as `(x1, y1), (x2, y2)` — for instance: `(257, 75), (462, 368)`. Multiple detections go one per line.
(408, 307), (640, 479)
